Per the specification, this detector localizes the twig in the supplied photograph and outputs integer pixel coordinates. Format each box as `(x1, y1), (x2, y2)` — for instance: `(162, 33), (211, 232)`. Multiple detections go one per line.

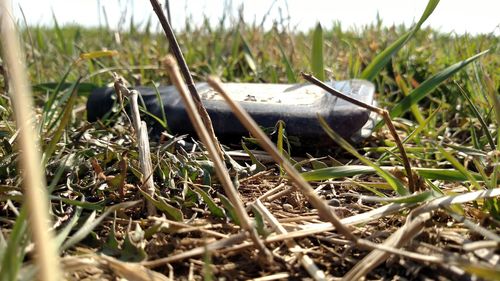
(113, 74), (156, 216)
(163, 56), (272, 262)
(301, 72), (416, 193)
(207, 76), (357, 242)
(149, 0), (223, 159)
(0, 1), (62, 280)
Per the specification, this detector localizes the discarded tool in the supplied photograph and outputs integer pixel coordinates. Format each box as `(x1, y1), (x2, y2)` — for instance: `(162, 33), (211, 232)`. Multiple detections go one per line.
(87, 80), (376, 148)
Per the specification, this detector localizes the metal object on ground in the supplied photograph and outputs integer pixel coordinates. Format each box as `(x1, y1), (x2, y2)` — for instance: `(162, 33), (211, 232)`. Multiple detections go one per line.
(87, 80), (376, 148)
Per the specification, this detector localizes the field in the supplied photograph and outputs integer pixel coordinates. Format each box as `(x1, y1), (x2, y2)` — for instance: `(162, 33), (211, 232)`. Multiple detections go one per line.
(0, 1), (499, 280)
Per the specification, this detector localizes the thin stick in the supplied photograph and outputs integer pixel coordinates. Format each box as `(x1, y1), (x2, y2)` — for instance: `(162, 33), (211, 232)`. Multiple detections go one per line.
(149, 0), (223, 159)
(163, 56), (272, 261)
(0, 1), (62, 280)
(207, 76), (357, 242)
(301, 72), (416, 193)
(114, 75), (156, 216)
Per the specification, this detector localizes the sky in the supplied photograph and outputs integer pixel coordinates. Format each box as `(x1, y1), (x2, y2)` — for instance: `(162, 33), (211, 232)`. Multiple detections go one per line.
(7, 0), (500, 35)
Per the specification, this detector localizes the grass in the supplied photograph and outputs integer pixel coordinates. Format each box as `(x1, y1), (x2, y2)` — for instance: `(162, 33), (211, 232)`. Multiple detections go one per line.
(0, 2), (499, 280)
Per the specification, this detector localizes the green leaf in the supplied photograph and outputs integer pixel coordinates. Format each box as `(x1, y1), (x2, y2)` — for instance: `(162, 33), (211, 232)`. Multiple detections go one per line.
(361, 0), (440, 80)
(140, 190), (184, 221)
(241, 141), (266, 172)
(390, 50), (489, 118)
(218, 193), (240, 225)
(102, 219), (121, 256)
(192, 186), (225, 218)
(121, 224), (147, 262)
(61, 200), (141, 251)
(251, 207), (268, 237)
(311, 23), (325, 81)
(318, 116), (408, 195)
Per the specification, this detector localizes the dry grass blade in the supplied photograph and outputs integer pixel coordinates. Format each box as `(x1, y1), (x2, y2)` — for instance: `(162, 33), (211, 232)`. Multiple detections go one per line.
(163, 55), (272, 262)
(150, 0), (223, 159)
(254, 200), (326, 281)
(249, 273), (290, 281)
(0, 1), (62, 280)
(114, 75), (156, 216)
(142, 233), (248, 267)
(343, 188), (500, 279)
(301, 72), (416, 193)
(101, 255), (171, 281)
(59, 254), (172, 281)
(343, 212), (431, 280)
(144, 201), (413, 268)
(207, 76), (356, 241)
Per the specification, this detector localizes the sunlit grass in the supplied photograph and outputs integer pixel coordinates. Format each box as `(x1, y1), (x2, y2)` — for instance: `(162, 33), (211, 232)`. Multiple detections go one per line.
(0, 2), (498, 279)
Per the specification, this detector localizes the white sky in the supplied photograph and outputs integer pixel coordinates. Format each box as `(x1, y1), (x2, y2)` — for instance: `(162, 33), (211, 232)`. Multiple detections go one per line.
(7, 0), (500, 35)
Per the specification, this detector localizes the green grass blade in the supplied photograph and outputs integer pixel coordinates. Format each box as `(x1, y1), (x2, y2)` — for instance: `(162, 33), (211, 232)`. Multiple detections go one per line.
(302, 165), (378, 181)
(50, 196), (106, 210)
(456, 83), (496, 150)
(54, 206), (82, 248)
(277, 120), (285, 176)
(390, 50), (489, 118)
(437, 146), (482, 190)
(42, 78), (81, 165)
(52, 11), (68, 54)
(311, 23), (325, 81)
(0, 206), (28, 280)
(361, 0), (440, 80)
(378, 104), (441, 163)
(318, 115), (408, 195)
(302, 165), (487, 182)
(152, 83), (169, 130)
(239, 32), (257, 74)
(360, 191), (434, 204)
(42, 65), (74, 130)
(277, 38), (297, 83)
